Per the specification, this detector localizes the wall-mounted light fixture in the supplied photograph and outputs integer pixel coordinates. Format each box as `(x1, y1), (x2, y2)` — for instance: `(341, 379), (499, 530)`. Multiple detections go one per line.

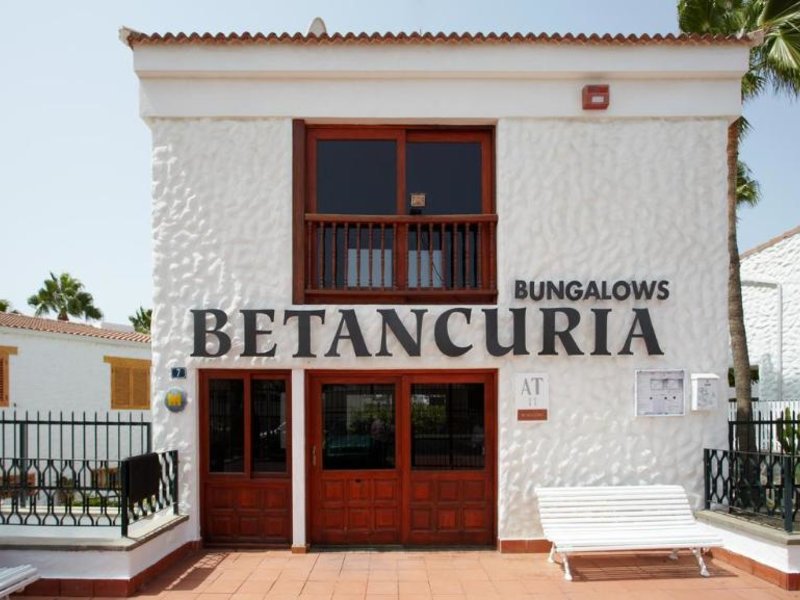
(582, 84), (610, 110)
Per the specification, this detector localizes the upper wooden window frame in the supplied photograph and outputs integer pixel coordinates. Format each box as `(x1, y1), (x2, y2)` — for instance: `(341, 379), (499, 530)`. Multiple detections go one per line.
(292, 122), (497, 305)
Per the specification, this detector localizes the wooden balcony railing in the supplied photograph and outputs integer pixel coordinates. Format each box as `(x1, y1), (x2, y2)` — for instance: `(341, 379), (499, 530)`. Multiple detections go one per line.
(304, 214), (497, 303)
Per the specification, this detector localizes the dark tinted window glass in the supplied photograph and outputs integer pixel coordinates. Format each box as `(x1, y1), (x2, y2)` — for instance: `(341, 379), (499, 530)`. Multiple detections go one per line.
(209, 379), (244, 473)
(322, 384), (395, 470)
(252, 379), (288, 473)
(406, 142), (481, 215)
(317, 140), (396, 214)
(411, 383), (484, 470)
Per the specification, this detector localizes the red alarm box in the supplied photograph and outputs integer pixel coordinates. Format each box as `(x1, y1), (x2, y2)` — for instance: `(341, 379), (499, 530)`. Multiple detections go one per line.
(582, 84), (610, 110)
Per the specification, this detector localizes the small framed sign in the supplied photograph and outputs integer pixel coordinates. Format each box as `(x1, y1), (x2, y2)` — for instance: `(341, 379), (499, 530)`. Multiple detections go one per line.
(635, 369), (686, 417)
(515, 373), (549, 421)
(171, 367), (187, 379)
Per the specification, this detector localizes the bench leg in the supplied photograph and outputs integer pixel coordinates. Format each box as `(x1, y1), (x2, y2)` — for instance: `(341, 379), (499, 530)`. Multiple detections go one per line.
(548, 543), (555, 563)
(668, 549), (679, 561)
(692, 548), (710, 577)
(561, 553), (573, 581)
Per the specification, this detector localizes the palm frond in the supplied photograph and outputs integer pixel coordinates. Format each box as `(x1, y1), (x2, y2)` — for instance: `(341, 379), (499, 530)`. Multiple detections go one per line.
(736, 159), (762, 205)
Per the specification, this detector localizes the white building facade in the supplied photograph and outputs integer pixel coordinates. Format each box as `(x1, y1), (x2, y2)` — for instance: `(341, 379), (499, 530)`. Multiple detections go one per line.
(740, 225), (800, 404)
(126, 29), (752, 552)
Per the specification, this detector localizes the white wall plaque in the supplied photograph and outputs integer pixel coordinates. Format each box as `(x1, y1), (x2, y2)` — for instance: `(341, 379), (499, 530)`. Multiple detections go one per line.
(691, 373), (720, 411)
(515, 373), (549, 421)
(635, 369), (686, 417)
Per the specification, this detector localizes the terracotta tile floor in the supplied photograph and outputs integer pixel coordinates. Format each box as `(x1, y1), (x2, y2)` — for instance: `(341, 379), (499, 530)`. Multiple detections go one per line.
(16, 549), (799, 599)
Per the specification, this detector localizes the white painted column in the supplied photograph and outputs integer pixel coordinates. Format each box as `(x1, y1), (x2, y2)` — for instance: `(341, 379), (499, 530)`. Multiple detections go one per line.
(291, 368), (306, 550)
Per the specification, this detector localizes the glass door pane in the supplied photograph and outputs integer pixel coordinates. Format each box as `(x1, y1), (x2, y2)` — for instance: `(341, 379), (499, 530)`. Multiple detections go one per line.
(411, 383), (485, 470)
(208, 379), (245, 473)
(251, 379), (287, 473)
(322, 384), (395, 470)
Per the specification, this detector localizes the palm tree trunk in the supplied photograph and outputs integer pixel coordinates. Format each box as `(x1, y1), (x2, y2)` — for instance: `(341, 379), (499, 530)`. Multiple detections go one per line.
(727, 119), (755, 452)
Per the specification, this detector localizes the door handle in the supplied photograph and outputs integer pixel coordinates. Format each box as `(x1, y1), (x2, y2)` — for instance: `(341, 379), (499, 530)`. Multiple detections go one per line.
(312, 445), (317, 467)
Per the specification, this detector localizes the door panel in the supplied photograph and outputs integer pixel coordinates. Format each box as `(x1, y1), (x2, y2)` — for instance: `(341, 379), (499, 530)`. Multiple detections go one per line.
(200, 371), (292, 546)
(308, 371), (496, 547)
(405, 381), (493, 545)
(310, 380), (401, 544)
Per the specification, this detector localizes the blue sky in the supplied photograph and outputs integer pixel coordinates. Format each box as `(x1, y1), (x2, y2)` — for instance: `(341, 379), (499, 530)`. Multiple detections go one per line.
(1, 0), (797, 324)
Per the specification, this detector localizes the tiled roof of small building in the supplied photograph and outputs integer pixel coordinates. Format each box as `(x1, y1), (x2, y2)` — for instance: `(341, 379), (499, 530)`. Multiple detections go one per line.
(122, 29), (756, 48)
(741, 224), (800, 259)
(0, 313), (150, 344)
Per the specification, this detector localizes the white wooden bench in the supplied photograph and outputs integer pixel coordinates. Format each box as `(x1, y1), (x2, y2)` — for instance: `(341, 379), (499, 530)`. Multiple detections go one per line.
(0, 565), (39, 600)
(535, 485), (723, 581)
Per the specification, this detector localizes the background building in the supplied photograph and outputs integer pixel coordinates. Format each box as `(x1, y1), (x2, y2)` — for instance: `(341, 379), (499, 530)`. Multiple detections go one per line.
(0, 313), (150, 414)
(740, 224), (800, 404)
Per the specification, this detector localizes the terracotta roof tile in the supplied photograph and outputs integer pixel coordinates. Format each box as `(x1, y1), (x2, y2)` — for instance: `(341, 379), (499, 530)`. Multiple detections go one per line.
(0, 313), (150, 344)
(122, 29), (756, 48)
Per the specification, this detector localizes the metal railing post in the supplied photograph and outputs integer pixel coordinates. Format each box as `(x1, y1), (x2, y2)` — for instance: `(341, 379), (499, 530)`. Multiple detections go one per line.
(783, 455), (794, 533)
(172, 450), (179, 516)
(704, 448), (711, 509)
(120, 458), (129, 537)
(18, 422), (28, 508)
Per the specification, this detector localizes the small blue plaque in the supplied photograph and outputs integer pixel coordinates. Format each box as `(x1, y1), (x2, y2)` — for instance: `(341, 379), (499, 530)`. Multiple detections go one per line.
(171, 367), (187, 379)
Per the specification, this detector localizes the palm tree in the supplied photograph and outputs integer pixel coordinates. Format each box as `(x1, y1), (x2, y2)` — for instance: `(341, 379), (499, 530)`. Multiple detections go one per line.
(0, 299), (11, 313)
(129, 307), (152, 334)
(27, 272), (103, 321)
(679, 0), (800, 450)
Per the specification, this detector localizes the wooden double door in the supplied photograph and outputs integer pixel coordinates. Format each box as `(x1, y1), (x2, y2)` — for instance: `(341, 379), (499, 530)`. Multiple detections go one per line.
(308, 371), (496, 546)
(200, 370), (292, 545)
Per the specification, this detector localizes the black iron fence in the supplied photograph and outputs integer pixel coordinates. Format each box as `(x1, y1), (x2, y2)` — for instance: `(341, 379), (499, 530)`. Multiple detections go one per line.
(0, 410), (151, 462)
(704, 448), (800, 532)
(729, 408), (800, 455)
(0, 411), (177, 536)
(0, 450), (178, 536)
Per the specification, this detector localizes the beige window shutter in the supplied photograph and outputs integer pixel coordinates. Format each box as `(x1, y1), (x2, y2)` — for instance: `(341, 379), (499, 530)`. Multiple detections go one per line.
(0, 354), (7, 407)
(0, 346), (18, 408)
(105, 356), (151, 410)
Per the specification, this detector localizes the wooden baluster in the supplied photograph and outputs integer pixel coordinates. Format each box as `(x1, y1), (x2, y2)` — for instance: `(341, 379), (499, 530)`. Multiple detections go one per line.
(394, 224), (400, 290)
(477, 222), (482, 289)
(454, 223), (461, 289)
(367, 223), (373, 289)
(356, 223), (361, 288)
(416, 222), (422, 289)
(428, 222), (434, 288)
(464, 223), (472, 289)
(331, 223), (337, 289)
(306, 220), (313, 288)
(318, 221), (324, 289)
(380, 223), (386, 288)
(344, 223), (350, 289)
(489, 220), (496, 290)
(440, 222), (447, 289)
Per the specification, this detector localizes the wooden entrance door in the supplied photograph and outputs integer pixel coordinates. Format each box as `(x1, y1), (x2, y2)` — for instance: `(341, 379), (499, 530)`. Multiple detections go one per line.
(200, 370), (292, 545)
(308, 374), (402, 544)
(307, 371), (496, 546)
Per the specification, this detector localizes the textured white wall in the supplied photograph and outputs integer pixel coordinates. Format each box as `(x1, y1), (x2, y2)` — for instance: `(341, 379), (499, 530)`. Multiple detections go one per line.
(150, 117), (730, 544)
(741, 231), (800, 402)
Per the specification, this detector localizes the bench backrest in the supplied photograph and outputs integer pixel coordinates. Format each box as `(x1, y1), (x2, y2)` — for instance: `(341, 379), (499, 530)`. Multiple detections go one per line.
(535, 485), (696, 530)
